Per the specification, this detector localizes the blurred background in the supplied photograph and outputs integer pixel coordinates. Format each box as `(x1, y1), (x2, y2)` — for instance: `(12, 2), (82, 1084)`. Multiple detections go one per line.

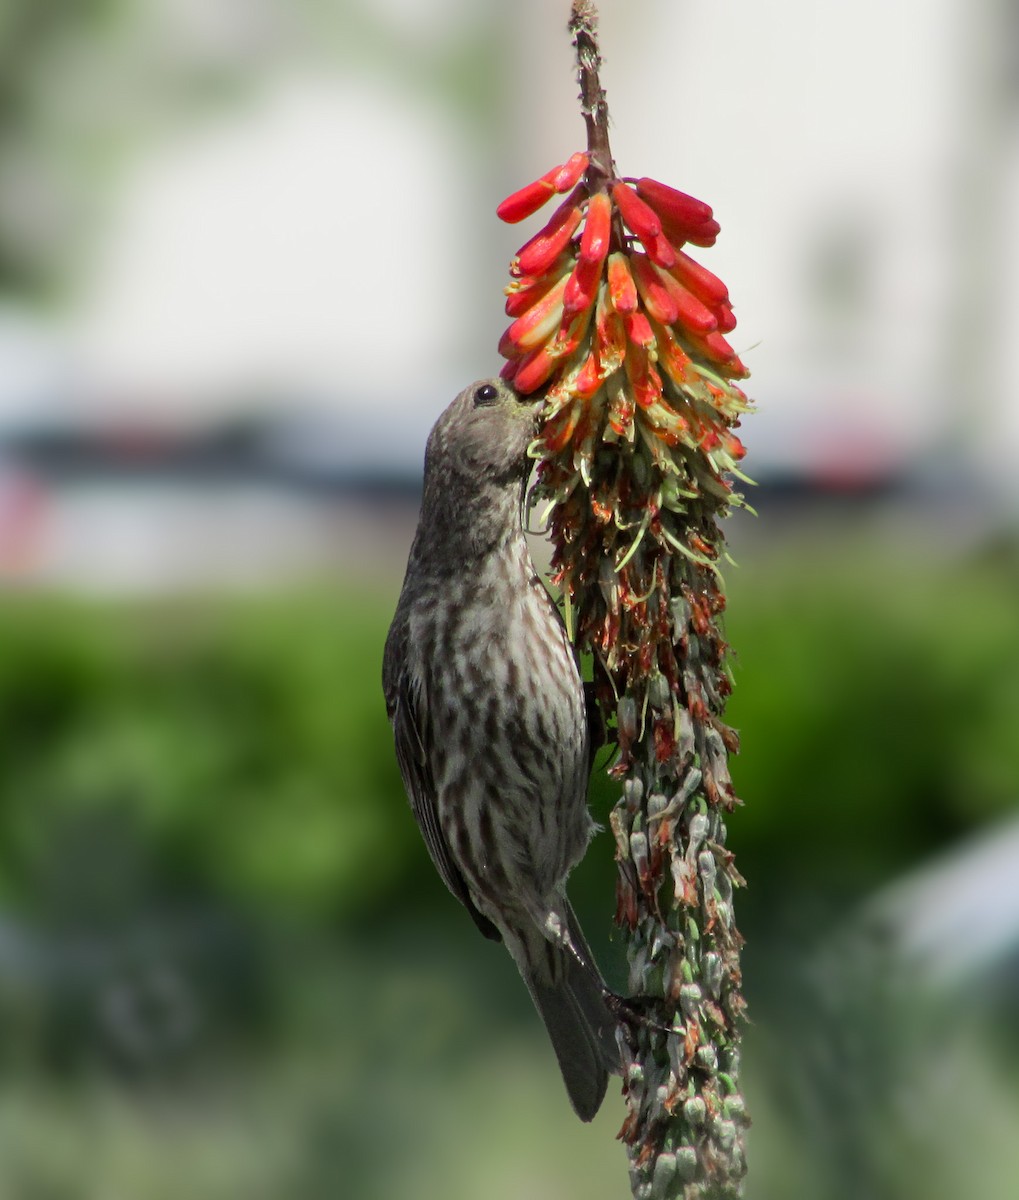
(0, 0), (1018, 1197)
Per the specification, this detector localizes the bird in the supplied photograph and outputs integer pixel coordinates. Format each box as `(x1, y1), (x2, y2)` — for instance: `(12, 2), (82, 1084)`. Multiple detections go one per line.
(382, 377), (620, 1120)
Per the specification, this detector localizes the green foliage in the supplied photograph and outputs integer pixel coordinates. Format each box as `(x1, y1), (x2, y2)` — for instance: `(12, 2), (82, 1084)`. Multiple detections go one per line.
(0, 540), (1016, 937)
(724, 537), (1019, 911)
(0, 536), (1017, 1196)
(0, 592), (410, 924)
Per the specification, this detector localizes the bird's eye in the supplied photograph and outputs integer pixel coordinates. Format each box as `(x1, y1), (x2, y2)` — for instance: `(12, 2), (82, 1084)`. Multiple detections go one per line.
(473, 383), (499, 407)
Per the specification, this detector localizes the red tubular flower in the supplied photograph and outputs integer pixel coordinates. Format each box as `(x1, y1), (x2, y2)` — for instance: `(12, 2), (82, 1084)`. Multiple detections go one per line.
(612, 181), (662, 243)
(496, 172), (557, 224)
(650, 263), (719, 335)
(516, 194), (586, 277)
(714, 303), (738, 334)
(624, 310), (656, 351)
(630, 253), (679, 325)
(553, 304), (594, 358)
(579, 191), (612, 265)
(504, 264), (569, 317)
(684, 329), (748, 377)
(496, 152), (589, 223)
(574, 351), (603, 399)
(670, 248), (729, 307)
(504, 272), (569, 352)
(552, 151), (589, 192)
(643, 230), (679, 269)
(681, 218), (721, 248)
(653, 322), (694, 389)
(624, 344), (663, 409)
(512, 344), (557, 393)
(634, 177), (712, 225)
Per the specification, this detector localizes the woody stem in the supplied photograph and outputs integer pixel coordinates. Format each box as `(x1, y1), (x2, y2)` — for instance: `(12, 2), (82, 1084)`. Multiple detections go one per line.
(569, 1), (615, 191)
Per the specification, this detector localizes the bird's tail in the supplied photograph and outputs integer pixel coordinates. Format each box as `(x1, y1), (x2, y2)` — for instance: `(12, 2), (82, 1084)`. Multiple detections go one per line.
(513, 903), (621, 1122)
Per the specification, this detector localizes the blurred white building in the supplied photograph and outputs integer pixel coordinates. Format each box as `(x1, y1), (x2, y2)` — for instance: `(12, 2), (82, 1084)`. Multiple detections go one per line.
(1, 0), (1017, 589)
(60, 1), (1019, 480)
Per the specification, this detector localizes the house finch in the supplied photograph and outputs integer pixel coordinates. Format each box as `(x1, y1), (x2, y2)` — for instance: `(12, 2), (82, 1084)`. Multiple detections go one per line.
(383, 377), (620, 1120)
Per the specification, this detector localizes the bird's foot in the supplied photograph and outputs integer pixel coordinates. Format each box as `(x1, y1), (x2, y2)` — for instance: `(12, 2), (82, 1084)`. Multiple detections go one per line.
(602, 989), (678, 1038)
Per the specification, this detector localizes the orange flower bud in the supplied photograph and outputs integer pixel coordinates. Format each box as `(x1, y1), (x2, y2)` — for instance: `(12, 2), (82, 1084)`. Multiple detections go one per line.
(625, 345), (663, 409)
(505, 272), (568, 351)
(563, 253), (603, 317)
(504, 264), (568, 317)
(607, 252), (638, 314)
(595, 282), (627, 374)
(630, 253), (679, 325)
(551, 304), (594, 358)
(654, 323), (694, 389)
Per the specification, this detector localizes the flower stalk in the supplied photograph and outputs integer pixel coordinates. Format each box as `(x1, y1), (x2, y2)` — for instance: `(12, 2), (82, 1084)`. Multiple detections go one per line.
(496, 3), (752, 1195)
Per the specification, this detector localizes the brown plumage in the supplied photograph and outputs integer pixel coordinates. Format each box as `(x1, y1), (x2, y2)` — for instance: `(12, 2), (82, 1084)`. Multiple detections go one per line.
(382, 377), (619, 1120)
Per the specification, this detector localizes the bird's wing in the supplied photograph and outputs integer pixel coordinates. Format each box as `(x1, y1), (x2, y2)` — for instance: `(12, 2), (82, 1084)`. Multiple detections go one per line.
(384, 630), (500, 943)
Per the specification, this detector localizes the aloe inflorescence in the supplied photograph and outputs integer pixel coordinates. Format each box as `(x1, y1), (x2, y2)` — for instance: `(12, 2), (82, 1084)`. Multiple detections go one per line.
(495, 4), (753, 1197)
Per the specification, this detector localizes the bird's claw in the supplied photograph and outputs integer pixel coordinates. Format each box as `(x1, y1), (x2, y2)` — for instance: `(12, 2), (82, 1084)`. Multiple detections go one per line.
(602, 988), (677, 1037)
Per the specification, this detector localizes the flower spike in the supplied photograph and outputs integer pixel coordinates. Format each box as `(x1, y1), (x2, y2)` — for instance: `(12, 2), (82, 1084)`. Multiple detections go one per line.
(493, 9), (753, 1193)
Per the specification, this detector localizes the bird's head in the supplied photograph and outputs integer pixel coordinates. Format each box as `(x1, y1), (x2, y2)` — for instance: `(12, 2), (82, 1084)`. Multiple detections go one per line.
(426, 378), (542, 487)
